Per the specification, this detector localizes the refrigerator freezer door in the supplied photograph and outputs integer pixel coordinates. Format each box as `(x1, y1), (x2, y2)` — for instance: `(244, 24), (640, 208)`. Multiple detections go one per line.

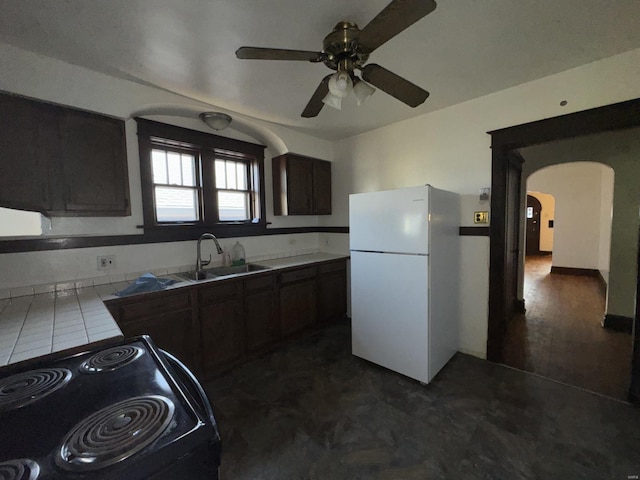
(351, 250), (429, 383)
(349, 186), (429, 255)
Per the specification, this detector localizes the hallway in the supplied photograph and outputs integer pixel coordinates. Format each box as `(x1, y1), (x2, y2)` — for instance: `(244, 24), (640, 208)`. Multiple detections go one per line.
(503, 255), (632, 400)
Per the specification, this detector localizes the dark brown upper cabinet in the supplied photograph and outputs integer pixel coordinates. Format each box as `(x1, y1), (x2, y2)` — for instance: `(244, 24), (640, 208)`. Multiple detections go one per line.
(0, 93), (130, 217)
(272, 153), (331, 215)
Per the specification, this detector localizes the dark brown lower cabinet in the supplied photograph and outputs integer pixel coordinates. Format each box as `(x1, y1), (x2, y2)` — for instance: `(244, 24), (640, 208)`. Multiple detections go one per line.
(279, 266), (317, 336)
(109, 291), (195, 369)
(199, 280), (244, 374)
(108, 258), (347, 377)
(244, 274), (279, 352)
(318, 260), (347, 323)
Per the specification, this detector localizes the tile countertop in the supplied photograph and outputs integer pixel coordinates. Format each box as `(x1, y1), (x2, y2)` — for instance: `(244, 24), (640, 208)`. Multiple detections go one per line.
(0, 253), (349, 367)
(0, 285), (122, 367)
(251, 252), (349, 270)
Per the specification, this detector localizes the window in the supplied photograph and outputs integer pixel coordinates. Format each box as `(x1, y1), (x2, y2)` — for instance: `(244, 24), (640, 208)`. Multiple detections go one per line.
(137, 119), (266, 231)
(215, 156), (251, 221)
(151, 148), (199, 222)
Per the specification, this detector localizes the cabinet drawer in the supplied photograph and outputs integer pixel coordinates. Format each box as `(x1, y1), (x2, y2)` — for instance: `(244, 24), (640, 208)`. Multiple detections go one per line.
(280, 266), (317, 284)
(319, 260), (346, 274)
(118, 292), (191, 322)
(199, 280), (242, 305)
(244, 274), (275, 294)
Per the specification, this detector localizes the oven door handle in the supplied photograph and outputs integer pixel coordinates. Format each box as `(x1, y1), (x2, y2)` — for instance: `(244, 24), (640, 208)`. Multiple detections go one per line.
(159, 349), (218, 429)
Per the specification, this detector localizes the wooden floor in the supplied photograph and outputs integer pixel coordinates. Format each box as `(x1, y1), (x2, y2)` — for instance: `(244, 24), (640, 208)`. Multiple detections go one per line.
(503, 255), (632, 400)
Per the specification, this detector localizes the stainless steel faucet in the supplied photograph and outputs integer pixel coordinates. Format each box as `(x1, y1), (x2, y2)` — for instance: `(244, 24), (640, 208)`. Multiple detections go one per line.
(196, 233), (224, 273)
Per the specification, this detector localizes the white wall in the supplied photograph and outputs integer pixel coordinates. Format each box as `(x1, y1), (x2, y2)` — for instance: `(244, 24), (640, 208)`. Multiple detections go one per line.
(0, 233), (320, 295)
(527, 192), (555, 252)
(333, 48), (640, 358)
(526, 163), (613, 271)
(0, 43), (339, 290)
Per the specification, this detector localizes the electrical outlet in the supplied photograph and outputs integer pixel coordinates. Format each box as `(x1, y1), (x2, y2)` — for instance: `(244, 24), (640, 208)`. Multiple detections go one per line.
(474, 211), (489, 224)
(97, 255), (116, 271)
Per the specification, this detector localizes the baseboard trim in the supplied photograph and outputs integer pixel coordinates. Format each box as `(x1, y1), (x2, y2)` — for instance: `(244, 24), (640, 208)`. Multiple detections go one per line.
(550, 266), (599, 277)
(539, 251), (552, 256)
(514, 298), (526, 313)
(601, 314), (633, 333)
(596, 271), (608, 300)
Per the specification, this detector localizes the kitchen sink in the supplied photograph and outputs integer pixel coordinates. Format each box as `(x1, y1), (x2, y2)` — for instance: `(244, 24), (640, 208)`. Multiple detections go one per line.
(177, 263), (271, 281)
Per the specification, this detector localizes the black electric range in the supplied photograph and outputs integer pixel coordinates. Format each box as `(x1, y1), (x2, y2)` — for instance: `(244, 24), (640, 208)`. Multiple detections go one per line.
(0, 336), (221, 480)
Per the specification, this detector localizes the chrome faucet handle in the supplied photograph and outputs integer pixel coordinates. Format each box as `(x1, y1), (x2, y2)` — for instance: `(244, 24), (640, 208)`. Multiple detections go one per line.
(201, 254), (212, 267)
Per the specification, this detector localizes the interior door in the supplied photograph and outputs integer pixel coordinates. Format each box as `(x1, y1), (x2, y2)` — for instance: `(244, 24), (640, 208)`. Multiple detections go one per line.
(526, 195), (542, 255)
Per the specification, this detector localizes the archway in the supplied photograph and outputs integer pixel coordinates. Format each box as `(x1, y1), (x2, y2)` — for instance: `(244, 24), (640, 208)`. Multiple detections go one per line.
(487, 97), (640, 403)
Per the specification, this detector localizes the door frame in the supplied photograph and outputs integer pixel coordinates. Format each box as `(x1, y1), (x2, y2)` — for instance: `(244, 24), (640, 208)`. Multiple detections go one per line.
(486, 97), (640, 403)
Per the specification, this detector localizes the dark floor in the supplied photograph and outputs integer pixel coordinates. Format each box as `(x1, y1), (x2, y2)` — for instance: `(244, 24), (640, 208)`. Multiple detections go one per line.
(503, 255), (632, 400)
(204, 321), (640, 480)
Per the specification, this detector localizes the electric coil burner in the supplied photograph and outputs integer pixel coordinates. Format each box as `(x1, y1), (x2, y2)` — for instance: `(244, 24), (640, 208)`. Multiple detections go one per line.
(0, 336), (221, 480)
(0, 368), (72, 411)
(79, 345), (143, 373)
(57, 395), (175, 471)
(0, 459), (40, 480)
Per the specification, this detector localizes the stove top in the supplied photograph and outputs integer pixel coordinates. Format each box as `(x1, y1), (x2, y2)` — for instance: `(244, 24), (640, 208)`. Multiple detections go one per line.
(79, 345), (144, 373)
(0, 368), (72, 412)
(0, 336), (220, 479)
(0, 458), (40, 480)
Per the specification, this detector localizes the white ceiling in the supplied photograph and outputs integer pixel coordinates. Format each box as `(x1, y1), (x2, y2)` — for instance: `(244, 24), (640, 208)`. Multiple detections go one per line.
(1, 0), (640, 140)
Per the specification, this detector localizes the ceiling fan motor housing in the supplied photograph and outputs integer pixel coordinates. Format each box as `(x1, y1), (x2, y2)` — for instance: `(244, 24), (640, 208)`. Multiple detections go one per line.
(322, 22), (369, 71)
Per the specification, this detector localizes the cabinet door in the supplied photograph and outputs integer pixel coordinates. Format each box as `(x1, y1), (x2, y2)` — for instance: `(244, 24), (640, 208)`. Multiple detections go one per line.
(0, 94), (58, 212)
(245, 290), (279, 351)
(318, 263), (347, 323)
(312, 159), (332, 215)
(118, 309), (195, 369)
(58, 110), (130, 215)
(286, 156), (313, 215)
(280, 280), (316, 336)
(200, 299), (244, 372)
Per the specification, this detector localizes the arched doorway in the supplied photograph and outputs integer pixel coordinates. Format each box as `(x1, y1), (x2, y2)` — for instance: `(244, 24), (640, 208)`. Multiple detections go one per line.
(504, 162), (626, 398)
(487, 97), (640, 403)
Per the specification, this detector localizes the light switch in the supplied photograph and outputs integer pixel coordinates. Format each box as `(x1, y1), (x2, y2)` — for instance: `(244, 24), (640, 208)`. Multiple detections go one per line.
(474, 211), (489, 224)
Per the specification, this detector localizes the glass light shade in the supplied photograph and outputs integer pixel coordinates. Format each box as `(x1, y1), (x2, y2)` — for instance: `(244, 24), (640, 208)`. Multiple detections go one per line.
(353, 79), (376, 106)
(322, 92), (342, 110)
(199, 112), (232, 130)
(327, 71), (352, 98)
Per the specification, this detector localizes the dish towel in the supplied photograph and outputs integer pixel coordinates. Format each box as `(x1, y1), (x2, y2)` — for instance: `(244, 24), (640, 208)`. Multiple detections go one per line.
(115, 273), (178, 297)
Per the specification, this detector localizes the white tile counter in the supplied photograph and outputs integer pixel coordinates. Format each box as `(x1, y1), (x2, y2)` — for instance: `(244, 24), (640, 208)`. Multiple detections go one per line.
(252, 252), (349, 270)
(0, 286), (122, 366)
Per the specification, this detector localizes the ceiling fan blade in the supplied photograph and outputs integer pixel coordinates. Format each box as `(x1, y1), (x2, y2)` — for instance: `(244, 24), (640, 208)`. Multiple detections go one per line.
(301, 75), (332, 118)
(236, 47), (323, 62)
(358, 0), (437, 53)
(361, 64), (429, 107)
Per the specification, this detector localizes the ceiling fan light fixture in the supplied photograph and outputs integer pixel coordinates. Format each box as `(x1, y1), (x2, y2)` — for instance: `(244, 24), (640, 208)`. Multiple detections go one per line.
(322, 92), (342, 110)
(353, 79), (376, 106)
(327, 71), (352, 98)
(199, 112), (232, 131)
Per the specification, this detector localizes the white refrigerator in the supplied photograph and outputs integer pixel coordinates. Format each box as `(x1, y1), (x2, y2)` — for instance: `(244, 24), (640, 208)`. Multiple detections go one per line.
(349, 185), (460, 384)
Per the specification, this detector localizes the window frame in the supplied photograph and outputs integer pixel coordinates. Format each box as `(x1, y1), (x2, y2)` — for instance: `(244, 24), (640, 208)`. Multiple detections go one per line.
(136, 118), (266, 233)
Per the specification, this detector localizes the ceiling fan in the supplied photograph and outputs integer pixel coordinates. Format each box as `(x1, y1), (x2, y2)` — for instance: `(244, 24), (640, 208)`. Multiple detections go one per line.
(235, 0), (437, 118)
